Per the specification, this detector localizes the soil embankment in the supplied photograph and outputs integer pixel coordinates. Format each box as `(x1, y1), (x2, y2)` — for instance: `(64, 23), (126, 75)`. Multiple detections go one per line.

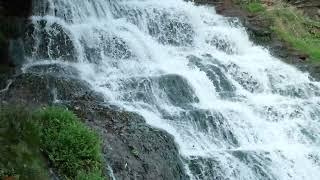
(195, 0), (320, 80)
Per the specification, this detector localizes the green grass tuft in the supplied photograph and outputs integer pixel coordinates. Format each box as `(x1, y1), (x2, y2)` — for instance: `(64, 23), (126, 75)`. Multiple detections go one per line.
(0, 106), (105, 180)
(76, 170), (105, 180)
(0, 106), (49, 180)
(234, 0), (320, 62)
(246, 2), (265, 13)
(38, 107), (104, 179)
(269, 5), (320, 62)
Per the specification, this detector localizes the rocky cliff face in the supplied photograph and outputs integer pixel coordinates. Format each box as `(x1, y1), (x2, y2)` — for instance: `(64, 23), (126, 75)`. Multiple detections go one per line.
(195, 0), (320, 79)
(286, 0), (320, 19)
(0, 0), (32, 66)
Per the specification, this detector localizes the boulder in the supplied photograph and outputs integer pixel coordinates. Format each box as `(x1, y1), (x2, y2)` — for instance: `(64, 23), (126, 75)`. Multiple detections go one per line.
(24, 21), (77, 62)
(0, 73), (103, 105)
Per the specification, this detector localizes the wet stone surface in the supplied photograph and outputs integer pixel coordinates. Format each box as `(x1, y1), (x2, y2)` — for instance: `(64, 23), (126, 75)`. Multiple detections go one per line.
(0, 64), (187, 180)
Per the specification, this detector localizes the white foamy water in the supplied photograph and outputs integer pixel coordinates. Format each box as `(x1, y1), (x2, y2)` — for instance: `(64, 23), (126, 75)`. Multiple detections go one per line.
(25, 0), (320, 179)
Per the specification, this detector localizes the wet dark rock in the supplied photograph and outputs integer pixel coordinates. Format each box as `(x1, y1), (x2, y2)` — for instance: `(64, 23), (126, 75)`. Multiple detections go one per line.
(303, 64), (320, 81)
(176, 108), (239, 146)
(187, 157), (226, 180)
(24, 21), (76, 61)
(188, 151), (275, 180)
(0, 66), (15, 92)
(104, 36), (133, 60)
(112, 7), (194, 46)
(69, 101), (187, 180)
(188, 55), (236, 97)
(207, 36), (237, 54)
(24, 63), (80, 78)
(286, 0), (320, 19)
(0, 72), (103, 105)
(158, 74), (199, 106)
(106, 74), (200, 108)
(232, 151), (275, 180)
(227, 63), (262, 93)
(8, 39), (26, 66)
(115, 77), (157, 105)
(158, 19), (194, 46)
(243, 16), (273, 45)
(80, 32), (134, 63)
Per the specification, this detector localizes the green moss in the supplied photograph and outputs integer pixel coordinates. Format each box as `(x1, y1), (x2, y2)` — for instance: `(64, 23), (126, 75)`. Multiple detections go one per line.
(234, 0), (265, 13)
(0, 106), (49, 180)
(246, 2), (265, 13)
(269, 5), (320, 62)
(0, 106), (105, 180)
(76, 170), (105, 180)
(235, 0), (320, 62)
(38, 107), (104, 179)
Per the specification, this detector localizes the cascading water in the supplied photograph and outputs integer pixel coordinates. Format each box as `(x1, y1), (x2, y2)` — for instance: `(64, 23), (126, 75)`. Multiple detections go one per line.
(24, 0), (320, 179)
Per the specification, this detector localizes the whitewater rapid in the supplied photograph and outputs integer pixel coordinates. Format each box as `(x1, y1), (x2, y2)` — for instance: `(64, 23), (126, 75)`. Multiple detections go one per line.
(25, 0), (320, 179)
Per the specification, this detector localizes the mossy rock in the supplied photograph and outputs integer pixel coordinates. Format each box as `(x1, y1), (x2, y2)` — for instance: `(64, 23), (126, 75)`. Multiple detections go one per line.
(0, 106), (105, 180)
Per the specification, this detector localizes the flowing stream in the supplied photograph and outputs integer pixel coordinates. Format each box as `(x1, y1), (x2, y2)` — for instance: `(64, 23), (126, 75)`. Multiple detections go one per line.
(24, 0), (320, 179)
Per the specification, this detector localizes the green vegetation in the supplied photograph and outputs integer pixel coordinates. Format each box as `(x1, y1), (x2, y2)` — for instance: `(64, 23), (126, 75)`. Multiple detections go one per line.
(234, 0), (266, 13)
(235, 0), (320, 62)
(0, 107), (49, 180)
(269, 4), (320, 62)
(0, 106), (105, 180)
(246, 1), (265, 13)
(39, 107), (104, 179)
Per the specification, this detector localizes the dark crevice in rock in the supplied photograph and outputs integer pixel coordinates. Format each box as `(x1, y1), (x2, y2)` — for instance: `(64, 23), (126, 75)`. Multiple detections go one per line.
(0, 0), (32, 68)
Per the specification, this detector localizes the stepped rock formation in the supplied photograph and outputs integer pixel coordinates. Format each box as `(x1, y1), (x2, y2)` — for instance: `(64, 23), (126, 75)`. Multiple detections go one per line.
(1, 0), (320, 179)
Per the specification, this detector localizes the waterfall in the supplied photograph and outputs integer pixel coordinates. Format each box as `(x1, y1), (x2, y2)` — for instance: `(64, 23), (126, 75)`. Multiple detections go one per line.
(25, 0), (320, 179)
